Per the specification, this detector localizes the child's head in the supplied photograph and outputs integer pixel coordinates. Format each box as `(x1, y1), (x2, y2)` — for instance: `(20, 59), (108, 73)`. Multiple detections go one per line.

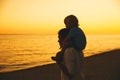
(58, 28), (69, 48)
(64, 15), (79, 28)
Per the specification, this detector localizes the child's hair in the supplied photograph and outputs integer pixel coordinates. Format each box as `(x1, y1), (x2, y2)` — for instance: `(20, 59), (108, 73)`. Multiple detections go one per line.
(64, 15), (79, 28)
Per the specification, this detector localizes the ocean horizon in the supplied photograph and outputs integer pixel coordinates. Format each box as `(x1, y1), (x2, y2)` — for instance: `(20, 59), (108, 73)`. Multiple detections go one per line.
(0, 34), (120, 72)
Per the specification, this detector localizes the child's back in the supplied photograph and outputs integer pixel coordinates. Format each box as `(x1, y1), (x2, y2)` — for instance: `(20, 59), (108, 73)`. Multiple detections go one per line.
(64, 15), (87, 51)
(67, 27), (86, 51)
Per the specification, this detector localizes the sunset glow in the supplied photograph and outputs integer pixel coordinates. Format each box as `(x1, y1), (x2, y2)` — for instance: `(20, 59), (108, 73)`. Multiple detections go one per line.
(0, 0), (120, 34)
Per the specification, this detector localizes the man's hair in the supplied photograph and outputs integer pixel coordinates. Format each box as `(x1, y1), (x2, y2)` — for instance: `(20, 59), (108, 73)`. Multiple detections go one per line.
(58, 28), (69, 41)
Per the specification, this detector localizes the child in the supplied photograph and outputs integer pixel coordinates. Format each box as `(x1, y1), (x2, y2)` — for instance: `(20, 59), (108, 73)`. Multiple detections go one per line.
(63, 15), (86, 51)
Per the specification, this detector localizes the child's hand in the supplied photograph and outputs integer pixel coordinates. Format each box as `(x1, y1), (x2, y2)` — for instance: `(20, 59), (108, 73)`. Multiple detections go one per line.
(51, 56), (56, 61)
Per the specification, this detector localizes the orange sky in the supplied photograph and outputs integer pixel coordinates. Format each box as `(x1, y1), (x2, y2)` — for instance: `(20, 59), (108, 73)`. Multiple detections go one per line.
(0, 0), (120, 34)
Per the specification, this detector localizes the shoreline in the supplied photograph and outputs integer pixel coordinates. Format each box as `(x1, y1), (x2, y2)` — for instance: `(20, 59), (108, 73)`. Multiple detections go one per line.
(0, 49), (120, 80)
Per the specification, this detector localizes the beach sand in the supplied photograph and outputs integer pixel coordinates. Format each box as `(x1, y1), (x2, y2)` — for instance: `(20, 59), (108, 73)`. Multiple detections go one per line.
(0, 49), (120, 80)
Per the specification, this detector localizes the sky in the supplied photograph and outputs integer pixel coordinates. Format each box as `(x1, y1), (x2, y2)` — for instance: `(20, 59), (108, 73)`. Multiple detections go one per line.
(0, 0), (120, 34)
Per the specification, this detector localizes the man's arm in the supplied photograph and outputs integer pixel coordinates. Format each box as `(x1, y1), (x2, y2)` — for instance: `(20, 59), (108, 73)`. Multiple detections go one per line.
(56, 61), (72, 78)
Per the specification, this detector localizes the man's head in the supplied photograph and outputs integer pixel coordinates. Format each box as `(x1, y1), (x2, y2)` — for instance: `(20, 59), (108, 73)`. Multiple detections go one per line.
(58, 28), (69, 48)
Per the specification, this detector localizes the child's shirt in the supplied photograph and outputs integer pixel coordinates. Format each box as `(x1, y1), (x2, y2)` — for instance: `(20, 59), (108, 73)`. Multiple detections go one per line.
(65, 27), (86, 51)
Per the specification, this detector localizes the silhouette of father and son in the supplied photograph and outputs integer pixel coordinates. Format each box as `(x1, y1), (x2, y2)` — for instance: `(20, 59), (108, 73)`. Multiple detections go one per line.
(51, 15), (87, 80)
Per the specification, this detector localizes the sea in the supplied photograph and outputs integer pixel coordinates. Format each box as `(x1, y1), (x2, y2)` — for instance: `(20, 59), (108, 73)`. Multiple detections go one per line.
(0, 34), (120, 72)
